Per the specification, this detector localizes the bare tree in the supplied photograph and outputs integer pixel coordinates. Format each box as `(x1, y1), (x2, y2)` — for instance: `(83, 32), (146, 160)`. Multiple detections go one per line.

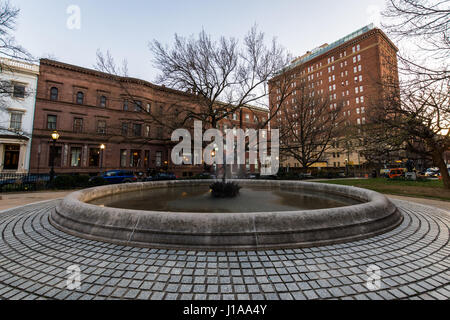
(381, 0), (449, 87)
(0, 1), (34, 143)
(0, 1), (31, 61)
(95, 27), (293, 177)
(0, 0), (32, 99)
(365, 79), (450, 188)
(273, 77), (344, 171)
(149, 26), (291, 131)
(94, 49), (129, 77)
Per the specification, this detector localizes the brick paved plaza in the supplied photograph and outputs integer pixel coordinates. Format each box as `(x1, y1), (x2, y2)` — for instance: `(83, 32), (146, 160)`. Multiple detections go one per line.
(0, 199), (448, 300)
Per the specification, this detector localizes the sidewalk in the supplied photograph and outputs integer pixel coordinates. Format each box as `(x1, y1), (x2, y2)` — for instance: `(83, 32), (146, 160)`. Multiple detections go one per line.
(0, 191), (73, 212)
(386, 194), (450, 212)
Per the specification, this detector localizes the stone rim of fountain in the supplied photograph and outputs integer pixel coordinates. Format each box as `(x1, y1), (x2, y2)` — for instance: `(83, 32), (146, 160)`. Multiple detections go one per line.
(50, 180), (403, 250)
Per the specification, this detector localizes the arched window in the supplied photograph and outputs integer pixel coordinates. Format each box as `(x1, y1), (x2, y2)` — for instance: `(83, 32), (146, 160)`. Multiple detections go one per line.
(76, 91), (84, 104)
(100, 95), (107, 107)
(50, 87), (58, 101)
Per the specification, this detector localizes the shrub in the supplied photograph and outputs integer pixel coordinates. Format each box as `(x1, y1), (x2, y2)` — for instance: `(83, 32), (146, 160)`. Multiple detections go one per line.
(52, 175), (76, 190)
(88, 176), (107, 187)
(72, 175), (90, 188)
(210, 181), (241, 198)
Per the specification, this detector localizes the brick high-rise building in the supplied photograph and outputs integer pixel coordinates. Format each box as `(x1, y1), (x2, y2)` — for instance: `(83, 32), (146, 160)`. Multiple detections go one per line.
(269, 24), (399, 170)
(30, 59), (268, 177)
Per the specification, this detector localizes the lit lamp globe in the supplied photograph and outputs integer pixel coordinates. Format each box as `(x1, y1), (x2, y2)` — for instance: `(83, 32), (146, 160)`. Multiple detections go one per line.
(51, 131), (60, 141)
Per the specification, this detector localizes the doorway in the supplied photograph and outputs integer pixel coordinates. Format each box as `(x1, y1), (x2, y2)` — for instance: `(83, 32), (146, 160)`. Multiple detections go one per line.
(3, 144), (20, 170)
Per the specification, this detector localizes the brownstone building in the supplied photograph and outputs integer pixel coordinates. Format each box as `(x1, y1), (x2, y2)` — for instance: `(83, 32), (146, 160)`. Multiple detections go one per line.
(30, 59), (268, 177)
(269, 24), (399, 170)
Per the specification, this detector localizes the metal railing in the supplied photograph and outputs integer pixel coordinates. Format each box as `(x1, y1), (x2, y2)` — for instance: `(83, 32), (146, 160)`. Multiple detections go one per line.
(0, 173), (50, 193)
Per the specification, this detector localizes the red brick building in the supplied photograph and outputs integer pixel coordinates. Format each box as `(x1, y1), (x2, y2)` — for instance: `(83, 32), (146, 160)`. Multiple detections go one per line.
(269, 24), (399, 169)
(30, 59), (268, 177)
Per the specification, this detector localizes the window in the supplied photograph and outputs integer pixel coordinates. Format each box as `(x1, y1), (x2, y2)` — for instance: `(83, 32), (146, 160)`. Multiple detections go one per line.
(97, 120), (106, 135)
(47, 115), (57, 130)
(130, 150), (142, 167)
(156, 151), (162, 167)
(50, 87), (59, 101)
(360, 96), (364, 103)
(355, 87), (359, 94)
(73, 118), (83, 133)
(157, 127), (163, 137)
(100, 95), (107, 108)
(356, 108), (360, 114)
(144, 150), (150, 168)
(3, 144), (20, 170)
(357, 54), (361, 62)
(357, 118), (361, 125)
(133, 123), (142, 137)
(357, 44), (360, 51)
(89, 148), (100, 167)
(359, 75), (363, 82)
(13, 84), (25, 98)
(361, 107), (365, 113)
(360, 86), (364, 92)
(10, 112), (22, 130)
(76, 92), (84, 104)
(356, 97), (360, 104)
(48, 146), (62, 167)
(358, 65), (362, 72)
(120, 150), (127, 167)
(121, 122), (128, 136)
(135, 100), (142, 112)
(123, 100), (129, 111)
(70, 147), (82, 167)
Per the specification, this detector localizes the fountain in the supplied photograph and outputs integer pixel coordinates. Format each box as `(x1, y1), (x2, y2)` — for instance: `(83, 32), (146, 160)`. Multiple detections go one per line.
(50, 180), (403, 250)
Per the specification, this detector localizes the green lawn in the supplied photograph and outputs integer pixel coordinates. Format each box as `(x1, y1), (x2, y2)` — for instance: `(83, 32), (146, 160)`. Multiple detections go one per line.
(316, 178), (450, 202)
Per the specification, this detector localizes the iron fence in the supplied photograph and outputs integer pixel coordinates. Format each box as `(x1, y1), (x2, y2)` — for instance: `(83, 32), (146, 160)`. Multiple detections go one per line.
(0, 173), (50, 193)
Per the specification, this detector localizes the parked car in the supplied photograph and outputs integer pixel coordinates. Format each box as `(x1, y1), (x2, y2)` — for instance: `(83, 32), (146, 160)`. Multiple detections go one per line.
(388, 168), (405, 179)
(145, 172), (177, 181)
(192, 172), (217, 179)
(0, 177), (20, 190)
(245, 173), (259, 179)
(91, 170), (137, 184)
(424, 168), (439, 177)
(438, 169), (450, 180)
(21, 174), (50, 185)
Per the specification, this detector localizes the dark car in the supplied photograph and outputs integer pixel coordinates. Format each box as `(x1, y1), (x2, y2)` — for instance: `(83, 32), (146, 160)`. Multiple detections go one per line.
(193, 172), (217, 180)
(145, 172), (177, 181)
(92, 170), (137, 184)
(0, 177), (19, 190)
(21, 174), (50, 184)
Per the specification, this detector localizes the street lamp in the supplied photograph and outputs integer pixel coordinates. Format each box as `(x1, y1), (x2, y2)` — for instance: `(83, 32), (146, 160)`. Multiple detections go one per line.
(345, 158), (349, 177)
(49, 130), (60, 184)
(100, 144), (105, 173)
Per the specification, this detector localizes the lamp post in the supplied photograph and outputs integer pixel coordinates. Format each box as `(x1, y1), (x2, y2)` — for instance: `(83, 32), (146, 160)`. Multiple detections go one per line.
(49, 131), (60, 184)
(345, 158), (349, 177)
(100, 144), (105, 173)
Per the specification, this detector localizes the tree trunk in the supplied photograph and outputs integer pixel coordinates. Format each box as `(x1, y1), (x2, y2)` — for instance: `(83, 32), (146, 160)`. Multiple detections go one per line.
(431, 149), (450, 189)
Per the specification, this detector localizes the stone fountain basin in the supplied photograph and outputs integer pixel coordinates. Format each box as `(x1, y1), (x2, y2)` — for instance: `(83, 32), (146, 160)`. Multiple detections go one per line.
(50, 180), (403, 250)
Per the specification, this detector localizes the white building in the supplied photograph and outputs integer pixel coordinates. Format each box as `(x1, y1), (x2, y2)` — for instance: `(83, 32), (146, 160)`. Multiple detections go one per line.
(0, 58), (39, 173)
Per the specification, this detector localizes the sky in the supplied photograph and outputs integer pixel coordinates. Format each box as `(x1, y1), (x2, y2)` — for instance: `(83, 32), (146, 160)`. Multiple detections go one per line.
(10, 0), (387, 82)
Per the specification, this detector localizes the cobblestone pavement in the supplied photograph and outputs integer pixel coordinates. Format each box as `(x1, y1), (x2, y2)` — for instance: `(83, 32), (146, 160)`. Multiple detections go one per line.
(0, 200), (448, 300)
